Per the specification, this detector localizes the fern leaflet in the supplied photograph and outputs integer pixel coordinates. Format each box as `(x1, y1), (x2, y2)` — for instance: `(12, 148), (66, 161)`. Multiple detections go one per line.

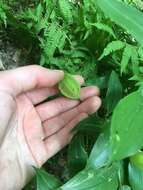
(98, 41), (125, 60)
(131, 46), (139, 75)
(90, 23), (116, 38)
(138, 47), (143, 60)
(40, 23), (66, 62)
(120, 45), (132, 74)
(58, 0), (73, 23)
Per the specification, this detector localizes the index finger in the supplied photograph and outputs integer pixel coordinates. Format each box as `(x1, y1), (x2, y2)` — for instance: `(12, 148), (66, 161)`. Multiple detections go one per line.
(0, 65), (64, 96)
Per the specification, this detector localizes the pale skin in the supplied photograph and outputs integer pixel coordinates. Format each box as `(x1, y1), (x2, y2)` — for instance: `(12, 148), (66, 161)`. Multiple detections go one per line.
(0, 65), (101, 190)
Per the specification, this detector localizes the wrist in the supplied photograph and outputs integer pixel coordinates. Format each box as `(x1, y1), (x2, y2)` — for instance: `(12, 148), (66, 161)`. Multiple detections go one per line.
(0, 160), (22, 190)
(0, 158), (35, 190)
(0, 143), (35, 190)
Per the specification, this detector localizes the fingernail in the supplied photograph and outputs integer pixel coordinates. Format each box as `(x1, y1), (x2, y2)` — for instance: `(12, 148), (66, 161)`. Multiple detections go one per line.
(53, 70), (64, 75)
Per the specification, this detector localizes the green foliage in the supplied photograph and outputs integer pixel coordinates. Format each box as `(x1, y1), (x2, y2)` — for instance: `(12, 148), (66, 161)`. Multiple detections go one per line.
(2, 0), (143, 189)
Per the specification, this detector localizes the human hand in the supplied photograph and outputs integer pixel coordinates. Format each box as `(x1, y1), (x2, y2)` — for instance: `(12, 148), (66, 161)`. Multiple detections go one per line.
(0, 65), (101, 190)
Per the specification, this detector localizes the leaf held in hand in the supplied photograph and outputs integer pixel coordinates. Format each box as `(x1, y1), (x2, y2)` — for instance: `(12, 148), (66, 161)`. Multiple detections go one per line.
(59, 73), (81, 100)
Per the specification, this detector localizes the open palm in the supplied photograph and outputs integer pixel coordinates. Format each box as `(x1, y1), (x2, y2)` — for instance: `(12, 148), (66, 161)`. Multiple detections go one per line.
(0, 66), (101, 190)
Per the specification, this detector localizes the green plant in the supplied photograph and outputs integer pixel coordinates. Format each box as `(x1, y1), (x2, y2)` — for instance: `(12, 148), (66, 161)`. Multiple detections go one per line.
(1, 0), (143, 189)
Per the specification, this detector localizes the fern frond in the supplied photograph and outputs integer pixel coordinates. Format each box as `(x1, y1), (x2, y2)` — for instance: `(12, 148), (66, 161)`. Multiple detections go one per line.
(21, 8), (37, 22)
(90, 23), (116, 38)
(58, 0), (73, 23)
(58, 32), (66, 52)
(0, 2), (7, 26)
(98, 41), (125, 60)
(40, 23), (67, 61)
(121, 44), (139, 75)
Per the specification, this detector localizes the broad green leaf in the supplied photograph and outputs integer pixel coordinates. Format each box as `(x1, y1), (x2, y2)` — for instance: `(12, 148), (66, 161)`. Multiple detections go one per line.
(105, 71), (123, 114)
(110, 91), (143, 161)
(98, 41), (125, 60)
(120, 185), (131, 190)
(59, 73), (81, 100)
(87, 129), (111, 169)
(56, 163), (119, 190)
(97, 0), (143, 46)
(68, 134), (88, 176)
(35, 168), (61, 190)
(128, 162), (143, 190)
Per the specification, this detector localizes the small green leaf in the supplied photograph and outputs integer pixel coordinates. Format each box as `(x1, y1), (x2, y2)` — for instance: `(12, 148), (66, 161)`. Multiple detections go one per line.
(34, 167), (61, 190)
(59, 73), (81, 100)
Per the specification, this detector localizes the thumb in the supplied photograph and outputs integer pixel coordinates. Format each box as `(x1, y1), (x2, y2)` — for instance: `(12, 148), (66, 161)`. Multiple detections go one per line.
(0, 65), (64, 96)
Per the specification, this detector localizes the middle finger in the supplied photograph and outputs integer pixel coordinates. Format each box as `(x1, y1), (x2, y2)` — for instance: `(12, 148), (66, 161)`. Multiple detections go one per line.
(36, 86), (100, 122)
